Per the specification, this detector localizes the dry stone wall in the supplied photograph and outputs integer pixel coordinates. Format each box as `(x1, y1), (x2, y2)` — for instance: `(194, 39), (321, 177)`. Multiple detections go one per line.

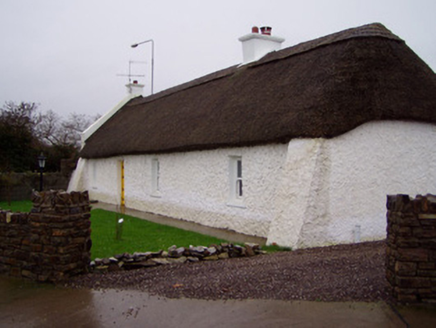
(91, 243), (264, 273)
(0, 190), (91, 282)
(386, 194), (436, 303)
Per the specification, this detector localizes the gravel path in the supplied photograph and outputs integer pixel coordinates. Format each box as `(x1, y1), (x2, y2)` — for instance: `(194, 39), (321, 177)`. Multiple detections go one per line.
(64, 241), (389, 302)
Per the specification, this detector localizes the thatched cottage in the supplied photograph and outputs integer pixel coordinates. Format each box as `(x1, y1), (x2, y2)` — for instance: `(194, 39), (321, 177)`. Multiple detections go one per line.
(69, 23), (436, 249)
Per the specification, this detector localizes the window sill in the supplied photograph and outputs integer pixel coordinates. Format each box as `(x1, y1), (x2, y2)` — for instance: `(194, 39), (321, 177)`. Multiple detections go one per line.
(226, 200), (246, 209)
(150, 192), (162, 198)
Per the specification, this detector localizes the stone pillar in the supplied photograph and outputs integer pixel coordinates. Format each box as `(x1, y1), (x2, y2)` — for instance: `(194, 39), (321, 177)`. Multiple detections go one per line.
(0, 190), (92, 282)
(386, 194), (436, 303)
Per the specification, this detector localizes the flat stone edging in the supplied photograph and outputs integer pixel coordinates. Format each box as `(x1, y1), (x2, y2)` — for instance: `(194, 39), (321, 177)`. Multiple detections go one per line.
(91, 243), (264, 272)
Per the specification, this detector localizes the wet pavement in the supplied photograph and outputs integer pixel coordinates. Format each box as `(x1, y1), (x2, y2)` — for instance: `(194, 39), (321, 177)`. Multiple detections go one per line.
(92, 202), (267, 245)
(2, 204), (436, 327)
(2, 276), (436, 327)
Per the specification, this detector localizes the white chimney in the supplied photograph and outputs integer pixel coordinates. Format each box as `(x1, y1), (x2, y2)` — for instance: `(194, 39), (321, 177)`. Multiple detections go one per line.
(238, 26), (285, 65)
(125, 80), (144, 96)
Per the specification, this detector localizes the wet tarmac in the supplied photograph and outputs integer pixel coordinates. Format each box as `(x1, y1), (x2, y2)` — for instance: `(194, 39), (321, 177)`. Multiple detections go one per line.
(2, 276), (436, 327)
(92, 202), (267, 245)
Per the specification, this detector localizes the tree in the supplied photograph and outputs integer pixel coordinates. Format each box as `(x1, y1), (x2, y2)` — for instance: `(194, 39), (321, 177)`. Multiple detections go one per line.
(0, 102), (40, 172)
(1, 101), (99, 172)
(35, 110), (99, 149)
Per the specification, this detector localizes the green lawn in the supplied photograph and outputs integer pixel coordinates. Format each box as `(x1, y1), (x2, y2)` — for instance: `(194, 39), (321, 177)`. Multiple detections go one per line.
(90, 209), (230, 259)
(0, 200), (33, 213)
(0, 200), (231, 259)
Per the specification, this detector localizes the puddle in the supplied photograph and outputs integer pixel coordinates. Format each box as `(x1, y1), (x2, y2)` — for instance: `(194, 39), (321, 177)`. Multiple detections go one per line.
(4, 276), (435, 327)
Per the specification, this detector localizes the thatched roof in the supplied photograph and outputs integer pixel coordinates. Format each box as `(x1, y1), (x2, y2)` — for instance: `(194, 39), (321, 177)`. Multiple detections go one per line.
(80, 23), (436, 159)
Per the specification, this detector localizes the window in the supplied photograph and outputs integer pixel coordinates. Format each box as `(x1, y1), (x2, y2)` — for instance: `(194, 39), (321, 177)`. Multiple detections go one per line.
(228, 156), (245, 207)
(151, 158), (161, 197)
(236, 159), (243, 198)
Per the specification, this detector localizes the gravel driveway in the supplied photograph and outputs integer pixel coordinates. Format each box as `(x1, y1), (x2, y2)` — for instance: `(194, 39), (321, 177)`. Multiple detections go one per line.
(64, 241), (389, 302)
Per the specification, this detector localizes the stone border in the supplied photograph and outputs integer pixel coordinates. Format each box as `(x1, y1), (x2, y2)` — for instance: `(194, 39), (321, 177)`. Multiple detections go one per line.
(91, 243), (264, 272)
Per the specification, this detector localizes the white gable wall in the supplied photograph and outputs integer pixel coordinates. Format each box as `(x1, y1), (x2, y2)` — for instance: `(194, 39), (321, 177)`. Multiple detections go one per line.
(322, 120), (436, 246)
(82, 158), (122, 205)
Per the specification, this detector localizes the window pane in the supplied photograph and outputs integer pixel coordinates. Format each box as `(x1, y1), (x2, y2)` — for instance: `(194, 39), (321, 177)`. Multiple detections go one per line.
(237, 159), (242, 178)
(237, 179), (243, 197)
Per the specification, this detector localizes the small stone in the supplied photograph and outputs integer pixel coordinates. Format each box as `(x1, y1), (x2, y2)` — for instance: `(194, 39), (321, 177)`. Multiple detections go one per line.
(169, 247), (186, 258)
(150, 250), (163, 257)
(204, 255), (219, 261)
(207, 247), (217, 255)
(114, 253), (124, 260)
(245, 244), (255, 257)
(167, 256), (187, 264)
(95, 265), (108, 272)
(152, 258), (170, 265)
(245, 242), (260, 250)
(218, 252), (229, 259)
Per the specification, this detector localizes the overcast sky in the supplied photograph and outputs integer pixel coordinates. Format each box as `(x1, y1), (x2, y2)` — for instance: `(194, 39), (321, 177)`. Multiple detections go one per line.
(0, 0), (435, 118)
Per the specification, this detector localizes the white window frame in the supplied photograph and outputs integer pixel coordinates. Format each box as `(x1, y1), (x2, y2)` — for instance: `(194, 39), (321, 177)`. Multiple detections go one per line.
(151, 158), (161, 197)
(227, 156), (245, 208)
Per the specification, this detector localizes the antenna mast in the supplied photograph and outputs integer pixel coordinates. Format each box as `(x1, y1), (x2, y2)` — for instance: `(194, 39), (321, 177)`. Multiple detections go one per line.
(117, 60), (146, 83)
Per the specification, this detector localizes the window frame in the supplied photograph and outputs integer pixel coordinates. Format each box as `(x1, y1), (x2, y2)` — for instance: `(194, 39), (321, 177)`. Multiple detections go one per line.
(227, 156), (245, 208)
(151, 158), (161, 197)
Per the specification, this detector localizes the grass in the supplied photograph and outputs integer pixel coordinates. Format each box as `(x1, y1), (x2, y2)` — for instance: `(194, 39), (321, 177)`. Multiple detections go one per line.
(90, 209), (230, 259)
(0, 200), (231, 259)
(0, 200), (289, 258)
(0, 200), (33, 212)
(261, 244), (293, 252)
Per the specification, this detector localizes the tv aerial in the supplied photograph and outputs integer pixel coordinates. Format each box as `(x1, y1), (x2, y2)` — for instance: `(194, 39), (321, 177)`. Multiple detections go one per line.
(117, 60), (146, 83)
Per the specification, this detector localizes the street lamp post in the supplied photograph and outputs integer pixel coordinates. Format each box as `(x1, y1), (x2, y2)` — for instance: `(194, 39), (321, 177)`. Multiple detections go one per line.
(38, 152), (46, 192)
(131, 39), (154, 95)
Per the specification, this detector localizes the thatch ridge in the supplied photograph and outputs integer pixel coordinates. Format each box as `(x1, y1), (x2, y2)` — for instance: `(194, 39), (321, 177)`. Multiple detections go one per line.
(80, 23), (436, 159)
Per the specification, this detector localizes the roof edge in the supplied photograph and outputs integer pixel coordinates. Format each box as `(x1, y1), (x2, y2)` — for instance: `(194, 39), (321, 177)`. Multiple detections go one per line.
(81, 94), (139, 148)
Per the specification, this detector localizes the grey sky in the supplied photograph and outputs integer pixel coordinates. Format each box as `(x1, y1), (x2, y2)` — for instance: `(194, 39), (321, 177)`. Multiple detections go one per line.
(0, 0), (434, 118)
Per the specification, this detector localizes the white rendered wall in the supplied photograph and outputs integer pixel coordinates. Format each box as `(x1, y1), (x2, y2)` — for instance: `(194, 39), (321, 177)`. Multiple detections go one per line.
(72, 120), (436, 247)
(83, 157), (122, 205)
(267, 121), (436, 249)
(80, 145), (287, 237)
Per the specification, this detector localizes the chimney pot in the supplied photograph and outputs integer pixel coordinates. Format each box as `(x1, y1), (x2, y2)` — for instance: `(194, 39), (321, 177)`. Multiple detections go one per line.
(252, 26), (259, 33)
(260, 26), (272, 35)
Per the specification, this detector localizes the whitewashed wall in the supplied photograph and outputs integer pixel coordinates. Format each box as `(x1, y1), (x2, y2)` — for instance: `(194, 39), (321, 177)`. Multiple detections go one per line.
(78, 145), (287, 237)
(83, 157), (122, 205)
(71, 120), (436, 248)
(267, 121), (436, 248)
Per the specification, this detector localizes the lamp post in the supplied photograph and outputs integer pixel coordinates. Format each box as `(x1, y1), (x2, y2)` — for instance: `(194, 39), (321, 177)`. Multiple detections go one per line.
(38, 152), (46, 192)
(131, 39), (154, 95)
